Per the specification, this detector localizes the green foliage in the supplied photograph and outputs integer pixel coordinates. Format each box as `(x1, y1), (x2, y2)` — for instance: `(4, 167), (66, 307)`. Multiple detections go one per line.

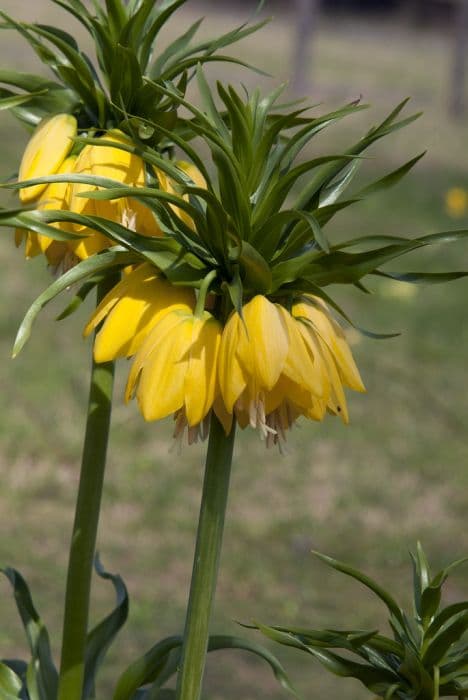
(1, 566), (58, 700)
(7, 71), (465, 329)
(1, 66), (467, 343)
(1, 558), (130, 700)
(0, 0), (264, 134)
(113, 634), (300, 699)
(256, 545), (468, 699)
(0, 561), (298, 700)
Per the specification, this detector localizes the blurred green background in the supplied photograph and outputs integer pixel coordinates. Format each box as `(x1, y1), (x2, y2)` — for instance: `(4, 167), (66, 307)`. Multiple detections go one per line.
(1, 2), (468, 698)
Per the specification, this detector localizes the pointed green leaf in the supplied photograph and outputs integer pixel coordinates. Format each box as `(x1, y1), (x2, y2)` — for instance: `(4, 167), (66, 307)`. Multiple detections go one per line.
(207, 635), (302, 699)
(113, 636), (182, 700)
(223, 265), (243, 316)
(55, 276), (104, 321)
(426, 602), (468, 641)
(374, 270), (468, 285)
(0, 663), (23, 699)
(423, 612), (468, 668)
(313, 552), (405, 625)
(83, 556), (129, 700)
(150, 18), (203, 76)
(236, 241), (272, 293)
(0, 89), (46, 111)
(105, 0), (127, 38)
(1, 568), (58, 700)
(356, 152), (425, 198)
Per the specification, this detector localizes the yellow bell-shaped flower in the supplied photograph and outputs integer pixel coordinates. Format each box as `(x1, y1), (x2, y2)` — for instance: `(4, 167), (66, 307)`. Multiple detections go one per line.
(18, 113), (77, 203)
(125, 309), (222, 434)
(16, 155), (77, 267)
(217, 294), (365, 445)
(68, 130), (162, 259)
(84, 262), (196, 362)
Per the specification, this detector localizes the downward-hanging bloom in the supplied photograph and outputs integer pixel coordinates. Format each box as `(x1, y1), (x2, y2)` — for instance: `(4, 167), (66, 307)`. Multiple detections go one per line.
(217, 295), (365, 446)
(84, 264), (221, 442)
(18, 113), (77, 203)
(15, 114), (81, 267)
(68, 129), (162, 259)
(16, 125), (173, 265)
(84, 262), (196, 362)
(125, 309), (222, 443)
(15, 155), (78, 268)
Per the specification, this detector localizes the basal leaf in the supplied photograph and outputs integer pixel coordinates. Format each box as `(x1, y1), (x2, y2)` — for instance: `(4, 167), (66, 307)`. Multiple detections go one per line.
(1, 568), (58, 700)
(83, 556), (129, 700)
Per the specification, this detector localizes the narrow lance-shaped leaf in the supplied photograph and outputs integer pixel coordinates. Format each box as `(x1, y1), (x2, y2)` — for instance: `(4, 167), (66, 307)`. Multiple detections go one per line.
(55, 275), (107, 321)
(0, 89), (47, 111)
(1, 568), (58, 700)
(83, 556), (129, 700)
(355, 152), (425, 198)
(423, 613), (468, 668)
(312, 552), (405, 625)
(0, 663), (23, 700)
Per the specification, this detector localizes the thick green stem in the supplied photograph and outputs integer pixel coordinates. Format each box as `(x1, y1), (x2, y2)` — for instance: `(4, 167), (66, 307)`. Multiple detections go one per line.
(175, 414), (236, 700)
(57, 277), (117, 700)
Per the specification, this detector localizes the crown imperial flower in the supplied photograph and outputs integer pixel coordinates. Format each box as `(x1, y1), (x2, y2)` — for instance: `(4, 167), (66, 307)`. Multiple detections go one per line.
(84, 263), (196, 362)
(125, 309), (222, 440)
(18, 113), (77, 203)
(68, 130), (162, 258)
(15, 155), (78, 267)
(217, 295), (365, 445)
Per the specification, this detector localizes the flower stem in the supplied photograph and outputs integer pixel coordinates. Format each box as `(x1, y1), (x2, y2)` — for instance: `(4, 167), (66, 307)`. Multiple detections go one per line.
(57, 276), (118, 700)
(175, 414), (236, 700)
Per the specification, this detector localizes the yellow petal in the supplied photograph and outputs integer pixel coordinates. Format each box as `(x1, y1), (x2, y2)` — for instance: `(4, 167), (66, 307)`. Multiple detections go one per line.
(184, 314), (222, 426)
(19, 114), (77, 203)
(68, 145), (99, 226)
(213, 396), (234, 435)
(239, 295), (289, 391)
(24, 232), (42, 258)
(176, 160), (206, 189)
(316, 336), (349, 423)
(91, 130), (144, 185)
(132, 312), (193, 421)
(295, 320), (332, 403)
(125, 307), (188, 402)
(218, 312), (247, 412)
(125, 197), (162, 237)
(86, 263), (195, 361)
(264, 375), (311, 414)
(29, 156), (78, 259)
(277, 305), (324, 397)
(297, 298), (365, 392)
(155, 161), (206, 230)
(40, 155), (76, 212)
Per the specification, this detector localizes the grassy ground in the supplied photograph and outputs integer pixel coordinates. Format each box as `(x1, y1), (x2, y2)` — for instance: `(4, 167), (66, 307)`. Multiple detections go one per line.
(1, 3), (468, 699)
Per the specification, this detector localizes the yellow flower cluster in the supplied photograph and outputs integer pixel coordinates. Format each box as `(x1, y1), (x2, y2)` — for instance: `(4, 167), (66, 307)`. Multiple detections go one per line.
(85, 267), (365, 446)
(15, 114), (163, 266)
(16, 115), (364, 445)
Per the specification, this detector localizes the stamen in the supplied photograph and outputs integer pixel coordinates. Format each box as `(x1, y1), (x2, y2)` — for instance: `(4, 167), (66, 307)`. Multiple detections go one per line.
(171, 408), (210, 449)
(264, 407), (296, 454)
(50, 250), (80, 277)
(122, 208), (137, 231)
